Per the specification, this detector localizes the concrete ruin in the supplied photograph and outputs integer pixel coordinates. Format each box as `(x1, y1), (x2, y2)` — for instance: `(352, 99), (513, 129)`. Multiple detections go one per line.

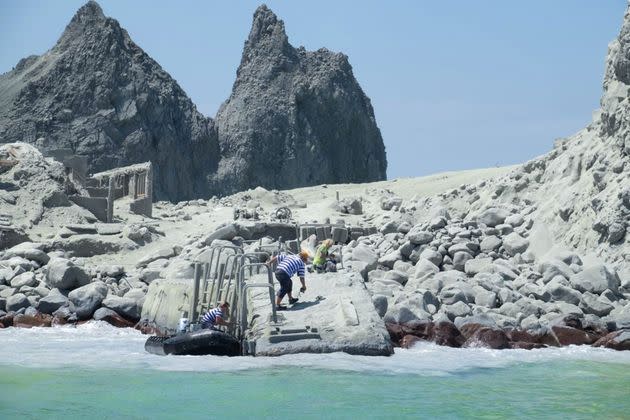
(40, 147), (153, 223)
(90, 162), (153, 221)
(43, 148), (89, 187)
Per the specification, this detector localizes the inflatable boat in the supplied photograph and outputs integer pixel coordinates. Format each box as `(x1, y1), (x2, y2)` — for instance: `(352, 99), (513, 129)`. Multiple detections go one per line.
(144, 329), (241, 356)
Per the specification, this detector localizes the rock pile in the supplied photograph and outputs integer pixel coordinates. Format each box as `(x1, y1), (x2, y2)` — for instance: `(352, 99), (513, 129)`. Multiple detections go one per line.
(0, 143), (96, 239)
(0, 241), (148, 331)
(341, 4), (630, 351)
(344, 204), (629, 350)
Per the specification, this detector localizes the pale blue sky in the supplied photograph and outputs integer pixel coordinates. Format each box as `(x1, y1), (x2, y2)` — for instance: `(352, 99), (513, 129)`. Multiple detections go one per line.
(0, 1), (626, 179)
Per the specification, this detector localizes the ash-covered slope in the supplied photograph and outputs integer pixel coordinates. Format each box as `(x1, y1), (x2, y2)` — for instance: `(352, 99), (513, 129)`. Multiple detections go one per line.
(409, 7), (630, 268)
(212, 5), (387, 194)
(0, 1), (219, 202)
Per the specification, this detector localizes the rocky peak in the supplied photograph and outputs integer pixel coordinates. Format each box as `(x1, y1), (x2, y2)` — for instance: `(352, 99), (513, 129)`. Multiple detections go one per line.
(609, 5), (630, 86)
(600, 3), (630, 153)
(246, 5), (290, 51)
(214, 5), (387, 194)
(56, 0), (111, 49)
(237, 5), (296, 78)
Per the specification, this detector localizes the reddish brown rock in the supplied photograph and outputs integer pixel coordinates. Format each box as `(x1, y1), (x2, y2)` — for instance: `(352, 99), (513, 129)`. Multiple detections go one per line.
(386, 321), (434, 346)
(134, 320), (164, 336)
(551, 325), (593, 346)
(560, 315), (583, 330)
(432, 321), (465, 348)
(386, 323), (405, 345)
(98, 312), (135, 328)
(13, 313), (53, 328)
(0, 314), (14, 328)
(402, 319), (434, 340)
(593, 330), (630, 351)
(510, 341), (546, 350)
(401, 334), (424, 349)
(52, 315), (70, 326)
(536, 327), (560, 347)
(463, 327), (510, 349)
(506, 328), (543, 344)
(459, 323), (487, 340)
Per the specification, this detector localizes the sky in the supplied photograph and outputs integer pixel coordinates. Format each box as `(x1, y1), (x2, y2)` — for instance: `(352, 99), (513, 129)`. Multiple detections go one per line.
(0, 1), (626, 180)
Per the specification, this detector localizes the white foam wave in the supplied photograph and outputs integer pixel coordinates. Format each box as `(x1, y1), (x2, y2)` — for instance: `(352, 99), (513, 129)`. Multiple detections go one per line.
(2, 323), (629, 375)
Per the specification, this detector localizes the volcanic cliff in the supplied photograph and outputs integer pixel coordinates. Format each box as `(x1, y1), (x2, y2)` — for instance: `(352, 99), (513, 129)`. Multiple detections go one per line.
(0, 2), (387, 201)
(213, 5), (387, 194)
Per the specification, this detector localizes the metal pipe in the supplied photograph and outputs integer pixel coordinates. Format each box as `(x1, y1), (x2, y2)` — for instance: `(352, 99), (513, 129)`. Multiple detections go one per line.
(190, 263), (201, 323)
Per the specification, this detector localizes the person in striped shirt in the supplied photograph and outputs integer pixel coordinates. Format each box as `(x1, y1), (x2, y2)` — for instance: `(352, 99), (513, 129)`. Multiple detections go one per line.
(200, 301), (230, 330)
(267, 250), (309, 310)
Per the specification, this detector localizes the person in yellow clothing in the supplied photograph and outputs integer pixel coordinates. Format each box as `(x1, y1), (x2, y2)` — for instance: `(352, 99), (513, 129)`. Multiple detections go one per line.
(313, 239), (337, 273)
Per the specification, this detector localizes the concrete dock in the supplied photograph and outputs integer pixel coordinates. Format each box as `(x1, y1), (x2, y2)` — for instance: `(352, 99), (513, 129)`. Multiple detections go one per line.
(242, 271), (393, 356)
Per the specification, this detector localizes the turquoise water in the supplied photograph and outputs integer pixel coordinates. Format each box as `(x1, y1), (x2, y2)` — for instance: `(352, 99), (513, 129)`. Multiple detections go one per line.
(1, 324), (629, 419)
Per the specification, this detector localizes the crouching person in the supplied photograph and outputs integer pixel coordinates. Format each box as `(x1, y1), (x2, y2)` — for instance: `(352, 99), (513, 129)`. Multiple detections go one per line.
(200, 301), (230, 330)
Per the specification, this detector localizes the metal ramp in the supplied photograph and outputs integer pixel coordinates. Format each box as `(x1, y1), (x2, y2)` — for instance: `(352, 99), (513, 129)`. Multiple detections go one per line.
(186, 243), (282, 354)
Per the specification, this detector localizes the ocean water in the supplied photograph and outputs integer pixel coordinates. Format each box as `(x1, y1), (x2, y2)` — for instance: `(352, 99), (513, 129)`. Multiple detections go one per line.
(1, 323), (629, 419)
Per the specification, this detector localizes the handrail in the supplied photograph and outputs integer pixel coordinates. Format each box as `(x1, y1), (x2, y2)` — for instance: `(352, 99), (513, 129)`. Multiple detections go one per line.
(190, 245), (280, 344)
(237, 263), (277, 340)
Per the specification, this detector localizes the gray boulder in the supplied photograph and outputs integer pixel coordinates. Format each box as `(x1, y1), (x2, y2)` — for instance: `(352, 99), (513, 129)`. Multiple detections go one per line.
(101, 295), (142, 320)
(381, 196), (403, 211)
(579, 292), (614, 317)
(406, 259), (439, 288)
(371, 295), (388, 318)
(472, 285), (498, 308)
(3, 242), (50, 265)
(538, 259), (574, 283)
(476, 208), (509, 227)
(10, 272), (37, 288)
(159, 259), (194, 280)
(37, 289), (69, 314)
(502, 232), (529, 256)
(505, 213), (524, 227)
(570, 264), (621, 294)
(480, 236), (502, 253)
(6, 293), (30, 312)
(351, 244), (378, 280)
(383, 270), (408, 286)
(544, 279), (582, 305)
(378, 249), (402, 269)
(407, 228), (434, 245)
(46, 258), (90, 290)
(203, 224), (239, 246)
(439, 282), (475, 305)
(464, 257), (494, 276)
(68, 281), (108, 319)
(419, 249), (442, 267)
(443, 301), (472, 320)
(383, 305), (430, 324)
(452, 252), (473, 271)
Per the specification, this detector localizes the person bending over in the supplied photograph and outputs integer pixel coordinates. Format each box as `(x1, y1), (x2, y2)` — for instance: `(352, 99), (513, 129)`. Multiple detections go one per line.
(200, 301), (230, 330)
(313, 239), (337, 273)
(267, 251), (309, 310)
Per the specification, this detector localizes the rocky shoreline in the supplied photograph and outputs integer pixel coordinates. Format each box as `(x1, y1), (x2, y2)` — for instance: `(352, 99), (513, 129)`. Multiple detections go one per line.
(1, 2), (629, 355)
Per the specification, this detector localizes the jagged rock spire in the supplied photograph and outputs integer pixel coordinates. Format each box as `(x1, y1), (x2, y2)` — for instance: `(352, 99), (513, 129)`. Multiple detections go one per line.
(56, 1), (108, 48)
(245, 5), (290, 52)
(214, 5), (387, 194)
